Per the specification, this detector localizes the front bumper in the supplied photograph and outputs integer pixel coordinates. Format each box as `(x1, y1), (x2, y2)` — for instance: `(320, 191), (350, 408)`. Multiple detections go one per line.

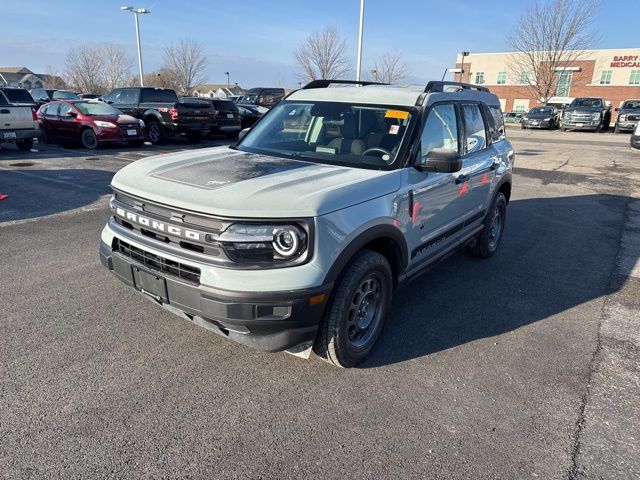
(522, 119), (554, 129)
(99, 241), (331, 352)
(96, 127), (145, 143)
(616, 121), (639, 132)
(631, 134), (640, 149)
(562, 120), (600, 131)
(0, 128), (42, 143)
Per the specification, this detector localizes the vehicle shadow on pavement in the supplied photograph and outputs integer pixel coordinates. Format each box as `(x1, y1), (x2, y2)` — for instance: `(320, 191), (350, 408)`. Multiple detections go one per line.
(0, 168), (113, 223)
(362, 193), (631, 368)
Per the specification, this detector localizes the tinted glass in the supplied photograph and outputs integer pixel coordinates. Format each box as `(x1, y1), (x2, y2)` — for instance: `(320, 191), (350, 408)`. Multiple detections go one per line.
(31, 89), (49, 100)
(462, 104), (487, 154)
(488, 106), (505, 142)
(75, 102), (121, 115)
(140, 88), (178, 103)
(529, 107), (554, 115)
(420, 104), (458, 160)
(52, 91), (79, 100)
(43, 103), (60, 116)
(570, 98), (603, 108)
(0, 92), (7, 106)
(3, 89), (35, 104)
(213, 100), (238, 112)
(239, 101), (413, 169)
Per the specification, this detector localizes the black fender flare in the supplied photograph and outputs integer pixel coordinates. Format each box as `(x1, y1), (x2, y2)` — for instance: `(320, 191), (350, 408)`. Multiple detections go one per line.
(323, 224), (409, 285)
(143, 110), (164, 124)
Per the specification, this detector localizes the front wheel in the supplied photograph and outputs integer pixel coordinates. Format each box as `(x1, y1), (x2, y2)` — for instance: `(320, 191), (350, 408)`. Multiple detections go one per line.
(81, 129), (98, 149)
(16, 138), (34, 151)
(314, 250), (393, 368)
(468, 192), (507, 258)
(146, 120), (165, 145)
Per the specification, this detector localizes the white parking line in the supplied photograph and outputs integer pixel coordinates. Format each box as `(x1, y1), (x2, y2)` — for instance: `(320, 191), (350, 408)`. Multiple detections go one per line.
(0, 166), (105, 191)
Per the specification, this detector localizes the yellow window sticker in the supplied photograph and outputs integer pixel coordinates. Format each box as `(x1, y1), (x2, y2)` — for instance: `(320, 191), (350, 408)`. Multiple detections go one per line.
(385, 109), (409, 120)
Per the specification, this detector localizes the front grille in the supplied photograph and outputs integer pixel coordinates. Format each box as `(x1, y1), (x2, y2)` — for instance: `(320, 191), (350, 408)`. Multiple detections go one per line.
(113, 238), (201, 284)
(627, 114), (640, 121)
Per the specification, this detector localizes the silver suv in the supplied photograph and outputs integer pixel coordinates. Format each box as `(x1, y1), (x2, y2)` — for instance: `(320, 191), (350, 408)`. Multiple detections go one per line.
(99, 80), (514, 367)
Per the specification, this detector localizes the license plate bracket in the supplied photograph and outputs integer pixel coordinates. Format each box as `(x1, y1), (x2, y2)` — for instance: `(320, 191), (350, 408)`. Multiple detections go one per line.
(127, 129), (137, 136)
(3, 132), (17, 139)
(132, 266), (168, 302)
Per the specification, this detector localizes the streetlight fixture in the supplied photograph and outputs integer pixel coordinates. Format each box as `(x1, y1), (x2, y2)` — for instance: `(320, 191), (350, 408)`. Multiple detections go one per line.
(121, 6), (150, 87)
(371, 68), (378, 82)
(355, 0), (365, 81)
(459, 51), (470, 82)
(224, 71), (230, 87)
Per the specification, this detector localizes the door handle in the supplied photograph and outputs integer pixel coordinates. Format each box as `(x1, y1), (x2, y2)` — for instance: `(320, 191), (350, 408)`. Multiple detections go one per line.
(455, 174), (469, 184)
(0, 109), (10, 114)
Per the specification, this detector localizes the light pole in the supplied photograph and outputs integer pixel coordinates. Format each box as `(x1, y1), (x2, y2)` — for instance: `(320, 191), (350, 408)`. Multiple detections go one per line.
(121, 6), (150, 87)
(356, 0), (365, 81)
(371, 69), (378, 82)
(459, 51), (469, 82)
(224, 71), (230, 87)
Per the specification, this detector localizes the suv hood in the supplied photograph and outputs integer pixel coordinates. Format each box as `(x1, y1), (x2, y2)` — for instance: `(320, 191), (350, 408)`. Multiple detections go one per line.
(111, 146), (400, 218)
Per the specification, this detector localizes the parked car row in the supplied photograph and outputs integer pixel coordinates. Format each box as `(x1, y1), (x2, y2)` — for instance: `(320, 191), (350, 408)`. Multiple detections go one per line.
(508, 96), (640, 134)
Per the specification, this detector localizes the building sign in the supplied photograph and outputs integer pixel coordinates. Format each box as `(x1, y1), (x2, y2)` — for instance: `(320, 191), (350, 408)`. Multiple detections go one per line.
(610, 55), (640, 68)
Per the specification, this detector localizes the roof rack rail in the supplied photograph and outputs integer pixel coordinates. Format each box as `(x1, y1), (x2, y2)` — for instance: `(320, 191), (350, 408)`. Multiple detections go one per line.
(424, 81), (489, 93)
(302, 79), (389, 89)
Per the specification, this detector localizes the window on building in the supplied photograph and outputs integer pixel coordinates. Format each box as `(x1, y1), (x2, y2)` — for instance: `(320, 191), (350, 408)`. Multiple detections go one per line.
(555, 71), (572, 97)
(630, 70), (640, 85)
(475, 72), (485, 85)
(497, 72), (507, 84)
(600, 70), (612, 85)
(514, 105), (527, 113)
(519, 72), (531, 84)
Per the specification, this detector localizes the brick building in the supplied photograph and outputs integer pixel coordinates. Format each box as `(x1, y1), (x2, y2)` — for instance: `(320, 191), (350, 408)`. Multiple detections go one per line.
(453, 49), (640, 121)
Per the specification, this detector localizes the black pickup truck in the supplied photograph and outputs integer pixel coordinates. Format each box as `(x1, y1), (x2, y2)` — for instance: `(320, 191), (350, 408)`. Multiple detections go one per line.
(560, 97), (612, 132)
(101, 87), (216, 144)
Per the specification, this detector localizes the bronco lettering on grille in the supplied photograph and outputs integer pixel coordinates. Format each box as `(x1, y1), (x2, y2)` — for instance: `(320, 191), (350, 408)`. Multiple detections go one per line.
(115, 206), (202, 241)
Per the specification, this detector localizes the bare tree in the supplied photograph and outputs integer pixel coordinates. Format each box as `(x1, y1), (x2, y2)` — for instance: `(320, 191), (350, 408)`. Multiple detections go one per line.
(294, 26), (351, 82)
(368, 52), (409, 84)
(65, 46), (106, 93)
(507, 0), (600, 103)
(162, 39), (208, 94)
(43, 65), (67, 89)
(143, 68), (181, 91)
(102, 43), (132, 90)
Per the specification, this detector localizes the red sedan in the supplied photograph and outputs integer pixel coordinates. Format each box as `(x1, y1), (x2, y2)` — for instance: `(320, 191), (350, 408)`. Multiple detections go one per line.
(37, 100), (146, 149)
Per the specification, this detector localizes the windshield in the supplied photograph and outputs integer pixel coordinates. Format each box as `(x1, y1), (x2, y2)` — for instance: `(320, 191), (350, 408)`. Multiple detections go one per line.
(571, 98), (602, 108)
(240, 93), (259, 104)
(52, 90), (79, 100)
(622, 100), (640, 110)
(237, 101), (413, 169)
(75, 101), (121, 116)
(529, 107), (554, 115)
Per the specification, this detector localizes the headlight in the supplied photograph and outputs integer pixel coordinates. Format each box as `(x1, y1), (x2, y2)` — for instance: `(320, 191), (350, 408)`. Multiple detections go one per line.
(619, 114), (627, 122)
(95, 120), (117, 128)
(215, 222), (309, 264)
(544, 117), (552, 121)
(138, 119), (145, 127)
(592, 113), (601, 121)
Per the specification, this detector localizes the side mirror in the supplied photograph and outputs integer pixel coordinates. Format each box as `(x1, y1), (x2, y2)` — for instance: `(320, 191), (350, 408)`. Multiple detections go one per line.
(237, 128), (250, 141)
(106, 100), (114, 105)
(417, 148), (462, 174)
(65, 110), (78, 118)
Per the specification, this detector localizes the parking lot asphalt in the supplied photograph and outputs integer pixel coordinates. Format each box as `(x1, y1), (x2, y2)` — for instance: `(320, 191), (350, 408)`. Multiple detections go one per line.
(1, 132), (639, 479)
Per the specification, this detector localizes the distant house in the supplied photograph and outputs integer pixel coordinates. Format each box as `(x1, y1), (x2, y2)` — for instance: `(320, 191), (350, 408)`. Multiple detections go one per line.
(0, 67), (66, 90)
(192, 83), (244, 99)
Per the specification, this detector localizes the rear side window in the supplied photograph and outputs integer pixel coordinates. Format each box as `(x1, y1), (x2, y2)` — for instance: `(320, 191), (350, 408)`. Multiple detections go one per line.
(488, 105), (506, 142)
(141, 88), (178, 103)
(31, 89), (49, 101)
(42, 103), (60, 116)
(461, 104), (487, 154)
(3, 89), (34, 104)
(0, 92), (8, 106)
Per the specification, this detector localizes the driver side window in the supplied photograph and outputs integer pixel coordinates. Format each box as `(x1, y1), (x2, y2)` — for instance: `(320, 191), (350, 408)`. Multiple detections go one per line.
(420, 104), (459, 162)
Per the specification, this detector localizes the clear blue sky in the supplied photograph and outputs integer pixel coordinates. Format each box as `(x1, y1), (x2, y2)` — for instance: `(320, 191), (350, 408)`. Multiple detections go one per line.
(2, 0), (639, 88)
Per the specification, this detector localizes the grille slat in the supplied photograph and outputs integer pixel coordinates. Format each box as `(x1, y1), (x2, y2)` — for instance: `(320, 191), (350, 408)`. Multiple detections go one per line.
(114, 238), (201, 284)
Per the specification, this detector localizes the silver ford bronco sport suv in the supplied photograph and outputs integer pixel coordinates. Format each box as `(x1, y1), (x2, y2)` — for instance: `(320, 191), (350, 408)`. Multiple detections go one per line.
(99, 80), (514, 368)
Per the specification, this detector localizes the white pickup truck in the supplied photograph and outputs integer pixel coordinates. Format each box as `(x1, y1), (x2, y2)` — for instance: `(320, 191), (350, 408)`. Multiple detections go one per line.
(0, 88), (41, 151)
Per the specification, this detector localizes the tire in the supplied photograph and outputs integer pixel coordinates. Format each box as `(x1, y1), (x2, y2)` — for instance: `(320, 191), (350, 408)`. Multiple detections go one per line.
(146, 120), (165, 145)
(81, 129), (98, 149)
(186, 132), (203, 143)
(521, 123), (526, 129)
(313, 250), (393, 368)
(468, 192), (507, 259)
(561, 127), (567, 132)
(128, 140), (145, 148)
(16, 138), (34, 151)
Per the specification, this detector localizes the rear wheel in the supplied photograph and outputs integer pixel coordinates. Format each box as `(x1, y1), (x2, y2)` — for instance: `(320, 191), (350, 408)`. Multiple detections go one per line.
(81, 129), (98, 149)
(16, 138), (34, 151)
(314, 250), (393, 368)
(468, 192), (507, 258)
(146, 120), (165, 145)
